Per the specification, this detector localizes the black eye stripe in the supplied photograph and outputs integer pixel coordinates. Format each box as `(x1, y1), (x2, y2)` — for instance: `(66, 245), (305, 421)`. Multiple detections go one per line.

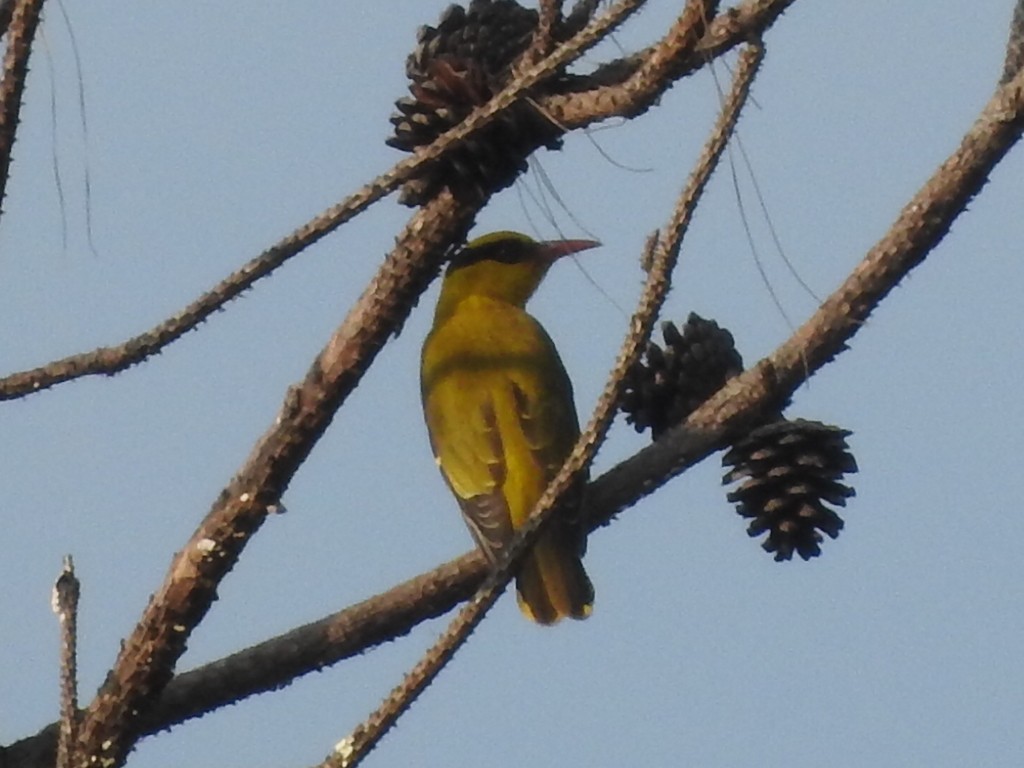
(448, 238), (533, 272)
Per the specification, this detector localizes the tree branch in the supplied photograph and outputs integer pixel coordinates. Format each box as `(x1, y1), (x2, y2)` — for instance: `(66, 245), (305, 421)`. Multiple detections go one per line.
(51, 556), (81, 768)
(542, 0), (793, 126)
(0, 0), (45, 221)
(0, 0), (646, 402)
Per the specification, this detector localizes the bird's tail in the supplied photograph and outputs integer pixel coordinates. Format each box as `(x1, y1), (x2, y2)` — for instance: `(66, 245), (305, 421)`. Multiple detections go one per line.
(515, 533), (594, 625)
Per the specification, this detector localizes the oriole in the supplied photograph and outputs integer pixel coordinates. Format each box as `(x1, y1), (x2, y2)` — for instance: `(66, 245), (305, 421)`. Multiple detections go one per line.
(420, 231), (597, 624)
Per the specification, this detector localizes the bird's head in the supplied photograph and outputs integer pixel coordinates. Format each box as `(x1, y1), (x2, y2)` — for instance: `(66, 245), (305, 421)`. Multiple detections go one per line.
(437, 231), (600, 314)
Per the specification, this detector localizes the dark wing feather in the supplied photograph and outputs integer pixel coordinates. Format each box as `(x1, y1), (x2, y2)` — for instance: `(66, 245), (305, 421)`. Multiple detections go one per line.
(454, 400), (515, 561)
(509, 373), (589, 555)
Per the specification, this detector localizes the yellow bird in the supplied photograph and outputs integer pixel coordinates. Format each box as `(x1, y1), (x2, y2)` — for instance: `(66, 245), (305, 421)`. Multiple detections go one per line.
(421, 231), (597, 624)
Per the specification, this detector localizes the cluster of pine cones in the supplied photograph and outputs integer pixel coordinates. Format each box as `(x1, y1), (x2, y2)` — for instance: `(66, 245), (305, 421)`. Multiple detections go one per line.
(620, 314), (858, 562)
(386, 0), (588, 205)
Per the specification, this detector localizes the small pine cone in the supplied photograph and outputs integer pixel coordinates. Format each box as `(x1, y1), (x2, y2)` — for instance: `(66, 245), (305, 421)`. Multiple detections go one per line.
(386, 0), (570, 205)
(722, 419), (858, 562)
(620, 313), (744, 439)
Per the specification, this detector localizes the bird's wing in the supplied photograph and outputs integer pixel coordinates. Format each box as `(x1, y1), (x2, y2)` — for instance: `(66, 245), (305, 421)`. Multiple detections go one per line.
(421, 306), (582, 560)
(504, 353), (588, 550)
(508, 376), (577, 476)
(423, 376), (516, 560)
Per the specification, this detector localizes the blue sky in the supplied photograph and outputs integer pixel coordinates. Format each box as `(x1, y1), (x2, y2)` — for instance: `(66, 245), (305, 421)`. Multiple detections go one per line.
(3, 2), (1023, 766)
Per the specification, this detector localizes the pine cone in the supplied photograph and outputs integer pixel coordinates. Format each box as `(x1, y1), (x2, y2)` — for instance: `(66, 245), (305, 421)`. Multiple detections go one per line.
(620, 313), (744, 439)
(386, 0), (572, 205)
(722, 419), (858, 561)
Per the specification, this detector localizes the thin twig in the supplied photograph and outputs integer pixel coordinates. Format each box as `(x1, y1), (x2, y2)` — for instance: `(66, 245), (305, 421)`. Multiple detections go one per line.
(51, 555), (80, 768)
(541, 0), (719, 125)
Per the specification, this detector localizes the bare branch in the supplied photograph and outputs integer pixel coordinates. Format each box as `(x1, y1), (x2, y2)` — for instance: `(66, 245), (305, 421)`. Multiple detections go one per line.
(545, 0), (715, 124)
(695, 0), (797, 58)
(51, 556), (80, 768)
(0, 0), (45, 219)
(543, 0), (793, 126)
